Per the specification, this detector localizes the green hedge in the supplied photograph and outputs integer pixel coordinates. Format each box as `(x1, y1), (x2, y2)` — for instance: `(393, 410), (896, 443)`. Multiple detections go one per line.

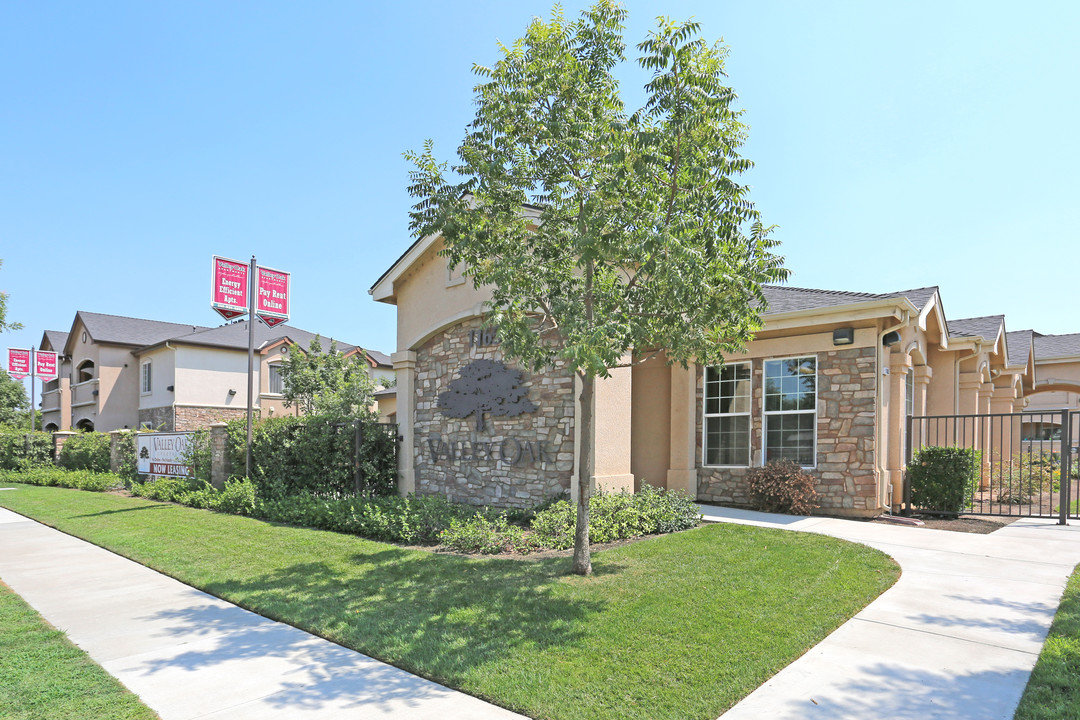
(226, 415), (396, 499)
(0, 467), (124, 492)
(908, 446), (979, 514)
(57, 432), (111, 473)
(0, 430), (53, 470)
(529, 485), (702, 550)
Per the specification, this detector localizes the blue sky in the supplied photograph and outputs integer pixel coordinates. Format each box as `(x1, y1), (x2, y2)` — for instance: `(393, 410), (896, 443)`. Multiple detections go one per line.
(2, 1), (1078, 395)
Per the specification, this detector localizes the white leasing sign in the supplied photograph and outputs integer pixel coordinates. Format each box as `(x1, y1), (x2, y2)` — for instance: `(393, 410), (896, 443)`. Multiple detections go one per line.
(137, 432), (195, 478)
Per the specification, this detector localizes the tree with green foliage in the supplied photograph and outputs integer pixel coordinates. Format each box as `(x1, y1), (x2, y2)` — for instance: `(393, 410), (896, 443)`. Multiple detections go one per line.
(406, 1), (787, 575)
(0, 260), (22, 335)
(0, 369), (29, 428)
(279, 337), (378, 420)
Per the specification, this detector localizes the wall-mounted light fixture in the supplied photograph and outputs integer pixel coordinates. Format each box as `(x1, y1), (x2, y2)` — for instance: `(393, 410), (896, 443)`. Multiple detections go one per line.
(882, 331), (902, 347)
(832, 328), (854, 346)
(166, 385), (174, 392)
(228, 389), (237, 396)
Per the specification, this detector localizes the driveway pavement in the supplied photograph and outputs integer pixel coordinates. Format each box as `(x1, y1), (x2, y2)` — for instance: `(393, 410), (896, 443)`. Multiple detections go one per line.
(0, 505), (524, 720)
(700, 505), (1080, 720)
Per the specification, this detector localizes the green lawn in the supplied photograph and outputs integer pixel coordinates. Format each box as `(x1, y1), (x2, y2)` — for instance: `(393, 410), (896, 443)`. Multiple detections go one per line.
(1015, 562), (1080, 720)
(0, 580), (158, 720)
(0, 482), (899, 720)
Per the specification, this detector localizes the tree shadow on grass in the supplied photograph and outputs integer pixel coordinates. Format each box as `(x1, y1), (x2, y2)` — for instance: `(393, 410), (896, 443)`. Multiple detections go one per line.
(71, 504), (170, 518)
(125, 547), (613, 715)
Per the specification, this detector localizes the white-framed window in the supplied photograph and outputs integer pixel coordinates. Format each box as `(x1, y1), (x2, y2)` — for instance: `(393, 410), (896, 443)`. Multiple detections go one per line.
(905, 369), (914, 418)
(140, 360), (152, 394)
(763, 355), (817, 467)
(703, 362), (751, 466)
(268, 363), (283, 395)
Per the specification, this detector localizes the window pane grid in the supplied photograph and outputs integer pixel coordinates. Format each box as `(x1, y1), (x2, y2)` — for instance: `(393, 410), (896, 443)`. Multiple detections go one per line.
(703, 362), (751, 466)
(763, 356), (816, 467)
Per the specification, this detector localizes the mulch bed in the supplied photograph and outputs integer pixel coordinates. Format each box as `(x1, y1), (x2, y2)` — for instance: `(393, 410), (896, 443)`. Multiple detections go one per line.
(872, 514), (1018, 534)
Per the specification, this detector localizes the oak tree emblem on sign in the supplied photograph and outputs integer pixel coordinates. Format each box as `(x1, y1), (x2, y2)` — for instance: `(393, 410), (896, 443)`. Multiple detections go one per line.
(437, 359), (538, 431)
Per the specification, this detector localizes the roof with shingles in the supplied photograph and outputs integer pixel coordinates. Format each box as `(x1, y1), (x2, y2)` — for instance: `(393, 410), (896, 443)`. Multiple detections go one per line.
(156, 320), (357, 355)
(948, 315), (1005, 341)
(760, 285), (938, 315)
(1005, 330), (1034, 367)
(1033, 333), (1080, 360)
(75, 311), (210, 348)
(40, 330), (69, 353)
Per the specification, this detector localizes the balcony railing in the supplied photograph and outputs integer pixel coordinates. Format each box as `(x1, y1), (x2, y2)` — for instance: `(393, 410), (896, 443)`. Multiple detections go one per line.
(71, 379), (99, 408)
(41, 390), (61, 412)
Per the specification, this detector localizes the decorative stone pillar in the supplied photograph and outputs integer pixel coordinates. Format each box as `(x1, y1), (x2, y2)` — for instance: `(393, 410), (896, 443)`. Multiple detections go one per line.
(108, 430), (129, 474)
(209, 422), (229, 489)
(392, 350), (417, 497)
(52, 431), (76, 463)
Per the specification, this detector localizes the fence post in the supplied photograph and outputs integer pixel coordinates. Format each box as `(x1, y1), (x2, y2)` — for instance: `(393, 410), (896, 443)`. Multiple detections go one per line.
(108, 430), (129, 474)
(1060, 410), (1072, 526)
(52, 431), (76, 464)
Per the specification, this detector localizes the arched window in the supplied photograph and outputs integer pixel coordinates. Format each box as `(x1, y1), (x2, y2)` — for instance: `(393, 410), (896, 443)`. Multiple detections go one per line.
(76, 360), (95, 383)
(75, 418), (95, 432)
(44, 423), (59, 432)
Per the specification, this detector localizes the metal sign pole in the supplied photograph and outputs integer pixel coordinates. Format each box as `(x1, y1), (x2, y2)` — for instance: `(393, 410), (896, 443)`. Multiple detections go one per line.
(30, 345), (36, 432)
(246, 255), (256, 478)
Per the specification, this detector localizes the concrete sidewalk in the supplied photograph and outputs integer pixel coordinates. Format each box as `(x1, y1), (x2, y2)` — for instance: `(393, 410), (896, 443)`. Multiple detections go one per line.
(700, 505), (1080, 720)
(0, 505), (524, 720)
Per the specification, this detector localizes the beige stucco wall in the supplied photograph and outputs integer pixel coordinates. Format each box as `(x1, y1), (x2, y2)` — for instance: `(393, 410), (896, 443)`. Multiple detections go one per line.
(391, 239), (494, 351)
(173, 346), (252, 409)
(138, 345), (176, 411)
(631, 355), (671, 491)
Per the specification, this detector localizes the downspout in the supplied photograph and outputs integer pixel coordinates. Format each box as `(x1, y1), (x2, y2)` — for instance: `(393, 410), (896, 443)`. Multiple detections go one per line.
(877, 309), (910, 514)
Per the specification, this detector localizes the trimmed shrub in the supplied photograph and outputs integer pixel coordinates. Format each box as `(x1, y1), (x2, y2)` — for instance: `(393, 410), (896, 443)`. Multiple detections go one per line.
(907, 446), (977, 514)
(0, 430), (52, 470)
(0, 467), (123, 492)
(227, 416), (396, 499)
(746, 459), (820, 515)
(130, 476), (202, 503)
(530, 485), (701, 550)
(57, 432), (111, 473)
(439, 514), (536, 554)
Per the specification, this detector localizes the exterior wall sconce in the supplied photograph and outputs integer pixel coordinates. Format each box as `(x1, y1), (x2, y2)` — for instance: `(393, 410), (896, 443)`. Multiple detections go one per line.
(882, 331), (902, 347)
(832, 328), (854, 346)
(166, 385), (174, 392)
(228, 389), (238, 396)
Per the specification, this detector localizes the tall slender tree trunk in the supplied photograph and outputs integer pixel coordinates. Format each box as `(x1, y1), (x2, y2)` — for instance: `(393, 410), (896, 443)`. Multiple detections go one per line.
(572, 255), (596, 576)
(572, 369), (594, 576)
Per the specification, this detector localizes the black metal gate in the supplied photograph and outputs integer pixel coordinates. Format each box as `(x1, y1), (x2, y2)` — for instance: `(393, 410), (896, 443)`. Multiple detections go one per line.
(904, 410), (1078, 524)
(331, 420), (399, 496)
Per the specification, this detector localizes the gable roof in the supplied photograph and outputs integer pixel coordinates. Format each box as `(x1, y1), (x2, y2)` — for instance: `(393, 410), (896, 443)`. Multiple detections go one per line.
(1005, 329), (1034, 368)
(365, 349), (392, 367)
(66, 311), (210, 355)
(1033, 333), (1080, 360)
(136, 319), (357, 355)
(760, 285), (938, 315)
(40, 330), (69, 354)
(948, 315), (1005, 341)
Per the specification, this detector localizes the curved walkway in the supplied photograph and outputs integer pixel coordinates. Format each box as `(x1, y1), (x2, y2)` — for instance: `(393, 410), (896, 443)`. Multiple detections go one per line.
(700, 505), (1080, 720)
(0, 505), (524, 720)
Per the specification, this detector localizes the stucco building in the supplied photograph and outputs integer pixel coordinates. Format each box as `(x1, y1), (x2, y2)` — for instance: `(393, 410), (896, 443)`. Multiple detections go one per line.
(371, 229), (1078, 517)
(39, 311), (391, 432)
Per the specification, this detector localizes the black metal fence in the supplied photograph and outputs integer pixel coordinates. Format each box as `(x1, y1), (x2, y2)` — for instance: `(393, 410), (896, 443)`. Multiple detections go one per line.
(904, 410), (1078, 524)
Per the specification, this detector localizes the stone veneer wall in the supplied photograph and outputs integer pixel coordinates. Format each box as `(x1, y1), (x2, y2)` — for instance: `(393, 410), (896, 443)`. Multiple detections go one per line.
(175, 406), (250, 431)
(413, 317), (575, 508)
(696, 346), (879, 515)
(138, 406), (174, 432)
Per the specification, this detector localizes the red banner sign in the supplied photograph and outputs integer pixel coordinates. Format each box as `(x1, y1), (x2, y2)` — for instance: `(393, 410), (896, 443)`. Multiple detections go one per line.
(256, 265), (290, 328)
(7, 348), (30, 380)
(35, 351), (58, 381)
(211, 256), (249, 320)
